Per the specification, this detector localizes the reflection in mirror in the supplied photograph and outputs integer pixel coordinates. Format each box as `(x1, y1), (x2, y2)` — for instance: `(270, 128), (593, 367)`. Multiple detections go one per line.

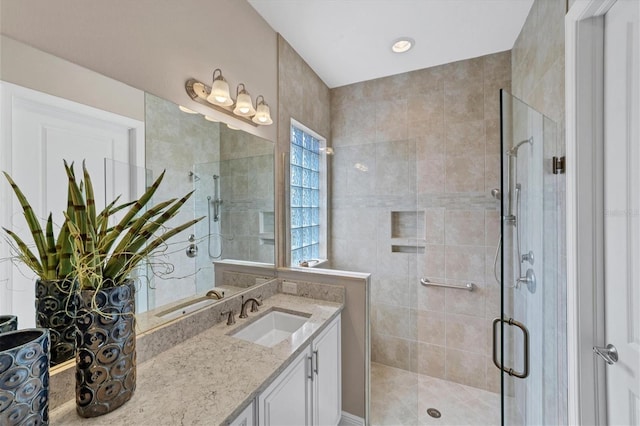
(142, 93), (275, 316)
(11, 92), (275, 370)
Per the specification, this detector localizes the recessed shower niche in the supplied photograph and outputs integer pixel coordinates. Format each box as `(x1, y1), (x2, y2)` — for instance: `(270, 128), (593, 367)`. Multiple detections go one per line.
(390, 210), (425, 253)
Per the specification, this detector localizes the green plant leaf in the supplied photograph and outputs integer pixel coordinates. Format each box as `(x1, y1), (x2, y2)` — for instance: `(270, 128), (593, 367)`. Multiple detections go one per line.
(103, 191), (195, 279)
(3, 228), (43, 276)
(3, 172), (48, 271)
(99, 170), (166, 256)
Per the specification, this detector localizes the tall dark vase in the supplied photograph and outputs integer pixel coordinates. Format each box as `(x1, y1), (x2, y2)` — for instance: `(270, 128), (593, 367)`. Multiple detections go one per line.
(0, 328), (50, 426)
(75, 280), (136, 418)
(0, 316), (18, 334)
(35, 279), (78, 365)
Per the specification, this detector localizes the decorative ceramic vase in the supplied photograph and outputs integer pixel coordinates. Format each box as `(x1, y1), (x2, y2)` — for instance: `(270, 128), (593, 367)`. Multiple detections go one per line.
(0, 316), (18, 334)
(35, 279), (78, 365)
(0, 328), (50, 425)
(75, 280), (136, 418)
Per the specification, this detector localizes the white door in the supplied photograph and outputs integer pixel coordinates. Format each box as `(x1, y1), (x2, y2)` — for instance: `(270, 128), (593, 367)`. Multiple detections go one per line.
(603, 0), (640, 424)
(0, 82), (144, 325)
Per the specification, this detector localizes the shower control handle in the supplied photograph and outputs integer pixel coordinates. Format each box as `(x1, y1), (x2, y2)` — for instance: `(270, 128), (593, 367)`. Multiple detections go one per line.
(517, 268), (536, 294)
(521, 251), (534, 265)
(186, 244), (198, 258)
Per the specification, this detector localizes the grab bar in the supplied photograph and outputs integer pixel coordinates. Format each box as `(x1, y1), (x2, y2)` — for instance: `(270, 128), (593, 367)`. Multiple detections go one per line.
(420, 278), (475, 292)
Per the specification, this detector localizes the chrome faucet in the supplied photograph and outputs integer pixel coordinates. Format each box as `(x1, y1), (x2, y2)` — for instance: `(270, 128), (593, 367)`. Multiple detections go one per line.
(239, 296), (262, 318)
(206, 289), (224, 300)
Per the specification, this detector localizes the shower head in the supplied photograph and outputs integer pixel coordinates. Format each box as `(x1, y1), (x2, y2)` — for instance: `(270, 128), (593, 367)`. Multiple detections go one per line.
(490, 188), (501, 200)
(507, 137), (533, 157)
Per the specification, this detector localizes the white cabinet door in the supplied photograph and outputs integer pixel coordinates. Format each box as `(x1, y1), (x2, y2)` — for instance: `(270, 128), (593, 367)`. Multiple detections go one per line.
(258, 347), (312, 426)
(229, 401), (255, 426)
(312, 316), (341, 426)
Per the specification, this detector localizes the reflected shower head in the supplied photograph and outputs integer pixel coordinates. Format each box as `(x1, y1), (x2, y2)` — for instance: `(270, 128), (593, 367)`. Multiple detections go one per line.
(507, 137), (533, 157)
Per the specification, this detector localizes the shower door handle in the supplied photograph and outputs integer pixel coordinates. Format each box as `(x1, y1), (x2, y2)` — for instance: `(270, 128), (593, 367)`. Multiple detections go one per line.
(492, 317), (530, 379)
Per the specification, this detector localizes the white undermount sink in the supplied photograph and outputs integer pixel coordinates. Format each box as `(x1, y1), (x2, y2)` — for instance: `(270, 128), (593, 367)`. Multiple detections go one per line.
(232, 309), (310, 347)
(156, 297), (218, 320)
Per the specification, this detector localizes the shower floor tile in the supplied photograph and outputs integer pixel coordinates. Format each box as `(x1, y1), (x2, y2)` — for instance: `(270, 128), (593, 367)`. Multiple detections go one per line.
(371, 363), (501, 426)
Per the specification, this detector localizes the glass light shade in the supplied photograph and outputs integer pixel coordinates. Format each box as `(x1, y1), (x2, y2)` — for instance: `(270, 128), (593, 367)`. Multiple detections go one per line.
(252, 102), (273, 125)
(207, 78), (233, 106)
(178, 105), (198, 114)
(233, 91), (256, 117)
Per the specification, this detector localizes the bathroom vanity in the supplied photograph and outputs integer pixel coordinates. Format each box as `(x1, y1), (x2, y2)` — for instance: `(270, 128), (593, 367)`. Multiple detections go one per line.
(49, 291), (343, 425)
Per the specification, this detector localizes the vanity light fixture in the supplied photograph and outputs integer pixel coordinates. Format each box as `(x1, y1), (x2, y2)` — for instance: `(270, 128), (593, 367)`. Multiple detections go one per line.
(233, 84), (256, 117)
(392, 37), (414, 53)
(184, 68), (273, 126)
(252, 95), (273, 125)
(204, 115), (219, 122)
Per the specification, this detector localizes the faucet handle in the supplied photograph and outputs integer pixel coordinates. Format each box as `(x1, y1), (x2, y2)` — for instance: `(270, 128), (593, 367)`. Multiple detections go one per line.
(221, 310), (235, 325)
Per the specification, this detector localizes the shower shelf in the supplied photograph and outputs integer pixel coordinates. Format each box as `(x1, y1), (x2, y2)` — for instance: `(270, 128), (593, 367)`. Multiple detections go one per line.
(420, 278), (475, 292)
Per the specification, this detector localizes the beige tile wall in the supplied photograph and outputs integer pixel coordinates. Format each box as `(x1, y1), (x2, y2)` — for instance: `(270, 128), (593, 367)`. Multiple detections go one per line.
(330, 51), (511, 393)
(218, 126), (275, 264)
(276, 35), (332, 267)
(146, 93), (219, 308)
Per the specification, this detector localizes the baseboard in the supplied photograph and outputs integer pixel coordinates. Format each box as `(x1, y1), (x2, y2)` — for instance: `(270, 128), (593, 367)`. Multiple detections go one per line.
(339, 411), (365, 426)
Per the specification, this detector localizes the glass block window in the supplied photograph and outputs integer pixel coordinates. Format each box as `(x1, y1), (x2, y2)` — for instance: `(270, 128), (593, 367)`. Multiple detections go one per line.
(290, 121), (326, 267)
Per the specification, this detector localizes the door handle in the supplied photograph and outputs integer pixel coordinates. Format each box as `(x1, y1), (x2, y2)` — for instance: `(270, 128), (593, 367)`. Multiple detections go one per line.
(593, 344), (618, 365)
(313, 350), (319, 375)
(307, 355), (314, 381)
(492, 317), (530, 379)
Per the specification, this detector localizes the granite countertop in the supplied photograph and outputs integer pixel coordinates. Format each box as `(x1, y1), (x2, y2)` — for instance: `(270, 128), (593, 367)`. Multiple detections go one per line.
(50, 293), (343, 425)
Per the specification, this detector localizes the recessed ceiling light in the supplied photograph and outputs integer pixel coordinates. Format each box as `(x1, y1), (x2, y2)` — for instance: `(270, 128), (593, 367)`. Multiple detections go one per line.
(392, 37), (414, 53)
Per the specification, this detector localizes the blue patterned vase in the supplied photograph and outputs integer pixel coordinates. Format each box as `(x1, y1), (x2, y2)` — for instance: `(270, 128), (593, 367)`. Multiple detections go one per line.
(0, 328), (50, 425)
(0, 316), (18, 334)
(36, 279), (78, 365)
(75, 280), (136, 418)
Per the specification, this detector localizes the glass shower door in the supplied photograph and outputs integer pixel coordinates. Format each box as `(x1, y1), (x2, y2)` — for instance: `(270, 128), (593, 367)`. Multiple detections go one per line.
(499, 90), (561, 425)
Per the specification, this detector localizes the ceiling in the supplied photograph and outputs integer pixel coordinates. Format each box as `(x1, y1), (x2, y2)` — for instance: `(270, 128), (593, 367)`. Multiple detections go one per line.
(248, 0), (534, 88)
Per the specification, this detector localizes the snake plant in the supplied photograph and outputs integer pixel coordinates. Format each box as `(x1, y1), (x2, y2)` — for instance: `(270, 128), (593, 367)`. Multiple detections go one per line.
(63, 161), (203, 290)
(3, 172), (75, 280)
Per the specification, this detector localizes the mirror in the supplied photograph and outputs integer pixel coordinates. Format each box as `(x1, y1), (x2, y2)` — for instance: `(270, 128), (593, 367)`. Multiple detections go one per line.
(141, 93), (275, 316)
(6, 90), (275, 367)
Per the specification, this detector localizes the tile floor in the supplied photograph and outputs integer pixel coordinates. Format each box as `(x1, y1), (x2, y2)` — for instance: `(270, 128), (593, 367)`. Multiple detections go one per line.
(370, 363), (502, 426)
